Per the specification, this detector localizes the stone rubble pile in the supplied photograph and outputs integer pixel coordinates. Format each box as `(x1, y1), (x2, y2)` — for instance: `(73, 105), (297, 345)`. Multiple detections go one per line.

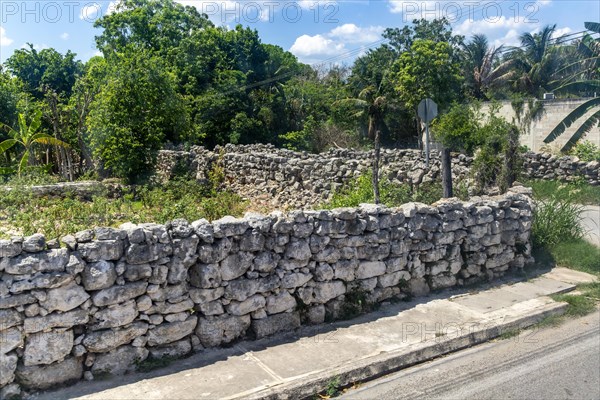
(0, 186), (534, 396)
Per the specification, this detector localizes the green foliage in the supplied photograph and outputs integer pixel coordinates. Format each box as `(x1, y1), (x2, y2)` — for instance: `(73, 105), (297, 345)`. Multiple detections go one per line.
(432, 102), (481, 153)
(393, 39), (463, 111)
(86, 50), (190, 182)
(532, 197), (584, 248)
(471, 111), (521, 192)
(0, 178), (246, 239)
(570, 140), (600, 162)
(0, 110), (70, 176)
(5, 44), (83, 99)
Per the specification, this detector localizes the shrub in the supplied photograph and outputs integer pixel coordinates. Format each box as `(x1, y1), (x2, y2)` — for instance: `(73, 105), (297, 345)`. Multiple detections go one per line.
(570, 140), (600, 162)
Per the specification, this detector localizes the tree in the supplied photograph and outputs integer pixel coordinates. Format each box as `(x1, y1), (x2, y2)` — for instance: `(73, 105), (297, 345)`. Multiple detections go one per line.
(94, 0), (213, 59)
(462, 34), (505, 99)
(86, 50), (190, 181)
(5, 44), (83, 99)
(0, 110), (69, 176)
(493, 25), (562, 97)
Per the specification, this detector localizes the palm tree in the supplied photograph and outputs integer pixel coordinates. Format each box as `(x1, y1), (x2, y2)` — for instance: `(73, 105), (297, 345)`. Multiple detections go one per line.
(493, 25), (561, 96)
(543, 22), (600, 152)
(0, 110), (70, 176)
(462, 34), (504, 99)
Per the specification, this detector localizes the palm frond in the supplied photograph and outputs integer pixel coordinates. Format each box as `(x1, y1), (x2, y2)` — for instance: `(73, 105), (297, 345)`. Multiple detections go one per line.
(552, 80), (600, 94)
(30, 133), (71, 148)
(18, 150), (29, 176)
(27, 110), (43, 138)
(0, 139), (18, 154)
(543, 97), (600, 143)
(561, 110), (600, 152)
(584, 22), (600, 34)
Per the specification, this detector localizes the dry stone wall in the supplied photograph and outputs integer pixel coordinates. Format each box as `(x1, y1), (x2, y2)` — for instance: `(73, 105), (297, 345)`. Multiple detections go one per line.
(156, 144), (599, 208)
(0, 187), (534, 396)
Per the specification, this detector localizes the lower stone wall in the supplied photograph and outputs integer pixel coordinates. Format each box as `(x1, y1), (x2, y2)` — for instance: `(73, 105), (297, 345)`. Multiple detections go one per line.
(156, 144), (599, 209)
(0, 187), (533, 396)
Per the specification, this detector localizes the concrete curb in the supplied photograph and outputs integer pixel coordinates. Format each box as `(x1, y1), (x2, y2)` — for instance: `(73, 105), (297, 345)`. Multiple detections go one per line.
(243, 299), (568, 400)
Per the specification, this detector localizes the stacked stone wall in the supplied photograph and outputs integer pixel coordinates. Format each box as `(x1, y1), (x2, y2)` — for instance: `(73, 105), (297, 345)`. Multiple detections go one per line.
(0, 187), (533, 395)
(156, 144), (599, 208)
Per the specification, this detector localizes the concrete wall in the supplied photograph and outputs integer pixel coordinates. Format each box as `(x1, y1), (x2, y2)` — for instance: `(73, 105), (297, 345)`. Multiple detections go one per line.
(481, 98), (600, 152)
(0, 187), (534, 395)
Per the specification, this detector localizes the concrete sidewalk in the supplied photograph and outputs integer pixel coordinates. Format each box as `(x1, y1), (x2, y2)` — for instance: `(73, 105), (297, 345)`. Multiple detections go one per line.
(31, 268), (597, 400)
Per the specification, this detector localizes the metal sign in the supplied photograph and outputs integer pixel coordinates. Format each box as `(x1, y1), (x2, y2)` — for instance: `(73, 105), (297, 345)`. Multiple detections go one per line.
(418, 98), (438, 123)
(418, 98), (438, 168)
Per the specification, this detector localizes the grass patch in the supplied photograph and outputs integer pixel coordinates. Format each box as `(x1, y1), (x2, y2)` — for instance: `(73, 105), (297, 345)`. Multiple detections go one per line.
(323, 173), (469, 209)
(0, 178), (247, 239)
(526, 178), (600, 206)
(549, 239), (600, 275)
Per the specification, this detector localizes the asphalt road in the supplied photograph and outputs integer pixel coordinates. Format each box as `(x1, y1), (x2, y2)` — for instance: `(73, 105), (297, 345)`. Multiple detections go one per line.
(343, 310), (600, 400)
(581, 205), (600, 247)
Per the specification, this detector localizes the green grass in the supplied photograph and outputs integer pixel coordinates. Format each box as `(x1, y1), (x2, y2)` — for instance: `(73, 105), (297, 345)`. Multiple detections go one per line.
(323, 173), (469, 209)
(526, 179), (600, 206)
(549, 239), (600, 275)
(0, 178), (247, 239)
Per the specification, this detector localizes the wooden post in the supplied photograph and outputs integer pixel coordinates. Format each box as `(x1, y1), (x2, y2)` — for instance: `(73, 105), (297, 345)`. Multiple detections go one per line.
(441, 147), (453, 198)
(372, 130), (381, 204)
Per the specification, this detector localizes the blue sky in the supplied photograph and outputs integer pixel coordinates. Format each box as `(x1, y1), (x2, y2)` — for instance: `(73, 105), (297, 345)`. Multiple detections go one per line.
(0, 0), (598, 65)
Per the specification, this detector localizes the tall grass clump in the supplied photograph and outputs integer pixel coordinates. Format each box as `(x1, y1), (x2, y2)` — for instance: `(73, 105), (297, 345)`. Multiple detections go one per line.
(532, 197), (584, 248)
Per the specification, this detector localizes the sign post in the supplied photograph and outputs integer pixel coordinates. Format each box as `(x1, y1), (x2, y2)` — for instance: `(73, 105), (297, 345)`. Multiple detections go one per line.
(417, 98), (438, 167)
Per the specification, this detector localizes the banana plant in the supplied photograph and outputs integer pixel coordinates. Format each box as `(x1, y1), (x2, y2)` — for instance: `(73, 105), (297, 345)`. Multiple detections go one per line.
(0, 110), (70, 176)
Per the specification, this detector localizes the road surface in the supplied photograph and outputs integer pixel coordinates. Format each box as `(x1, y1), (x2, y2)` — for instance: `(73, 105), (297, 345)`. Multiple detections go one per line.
(581, 205), (600, 247)
(343, 310), (600, 400)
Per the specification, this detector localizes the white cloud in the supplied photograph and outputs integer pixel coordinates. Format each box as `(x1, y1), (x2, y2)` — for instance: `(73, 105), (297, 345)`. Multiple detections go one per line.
(1, 27), (13, 46)
(290, 23), (384, 64)
(60, 32), (70, 40)
(80, 1), (117, 21)
(330, 24), (384, 44)
(552, 26), (573, 40)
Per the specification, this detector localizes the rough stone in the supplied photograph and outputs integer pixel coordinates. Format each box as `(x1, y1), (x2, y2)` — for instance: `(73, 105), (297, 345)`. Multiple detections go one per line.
(16, 356), (83, 390)
(82, 260), (117, 290)
(91, 300), (138, 330)
(91, 282), (148, 307)
(146, 316), (197, 347)
(83, 322), (148, 353)
(266, 291), (296, 315)
(195, 315), (251, 347)
(252, 311), (301, 339)
(91, 345), (148, 375)
(40, 281), (89, 313)
(24, 330), (73, 366)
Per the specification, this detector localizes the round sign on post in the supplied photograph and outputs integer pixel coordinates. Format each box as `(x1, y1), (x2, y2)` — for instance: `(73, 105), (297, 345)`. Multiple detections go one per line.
(417, 98), (438, 167)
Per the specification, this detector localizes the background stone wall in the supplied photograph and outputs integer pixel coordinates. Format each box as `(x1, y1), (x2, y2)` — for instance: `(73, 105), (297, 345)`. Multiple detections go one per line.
(0, 187), (533, 395)
(156, 144), (599, 208)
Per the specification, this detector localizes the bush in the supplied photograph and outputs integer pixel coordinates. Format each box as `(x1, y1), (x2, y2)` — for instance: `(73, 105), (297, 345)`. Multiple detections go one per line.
(571, 140), (600, 162)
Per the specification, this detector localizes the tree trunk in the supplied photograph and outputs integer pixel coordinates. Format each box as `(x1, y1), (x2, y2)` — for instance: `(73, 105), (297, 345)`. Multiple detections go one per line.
(441, 146), (453, 198)
(372, 130), (381, 204)
(503, 126), (520, 191)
